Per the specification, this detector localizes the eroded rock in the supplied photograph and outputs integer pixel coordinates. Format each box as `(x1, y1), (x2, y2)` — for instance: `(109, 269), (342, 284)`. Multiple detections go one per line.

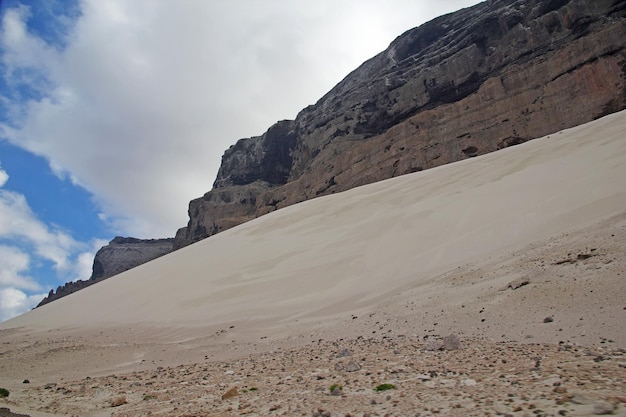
(174, 0), (626, 249)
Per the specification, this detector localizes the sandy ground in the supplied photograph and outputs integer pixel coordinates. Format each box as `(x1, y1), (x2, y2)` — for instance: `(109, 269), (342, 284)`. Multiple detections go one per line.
(0, 111), (625, 416)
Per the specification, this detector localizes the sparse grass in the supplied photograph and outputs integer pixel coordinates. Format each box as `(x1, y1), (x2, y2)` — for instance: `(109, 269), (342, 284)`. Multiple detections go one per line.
(249, 387), (258, 391)
(0, 387), (9, 398)
(329, 383), (342, 392)
(374, 383), (396, 392)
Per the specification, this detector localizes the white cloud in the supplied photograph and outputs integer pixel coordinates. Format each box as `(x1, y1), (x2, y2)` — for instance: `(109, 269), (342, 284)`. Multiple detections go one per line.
(0, 287), (47, 322)
(1, 0), (482, 238)
(0, 163), (105, 322)
(0, 245), (39, 290)
(0, 165), (7, 187)
(0, 164), (47, 321)
(0, 187), (78, 272)
(0, 191), (106, 321)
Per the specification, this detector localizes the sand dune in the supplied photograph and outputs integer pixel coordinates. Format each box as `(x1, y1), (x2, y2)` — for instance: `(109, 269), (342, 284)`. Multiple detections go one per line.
(3, 111), (625, 331)
(1, 111), (625, 417)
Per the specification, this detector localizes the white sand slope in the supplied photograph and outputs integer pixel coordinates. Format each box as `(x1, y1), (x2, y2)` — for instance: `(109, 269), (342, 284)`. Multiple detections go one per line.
(2, 111), (625, 334)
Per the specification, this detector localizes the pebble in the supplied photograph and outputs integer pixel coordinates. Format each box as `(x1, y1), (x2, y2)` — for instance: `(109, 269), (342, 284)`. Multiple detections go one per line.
(345, 360), (361, 372)
(8, 337), (626, 417)
(592, 401), (615, 415)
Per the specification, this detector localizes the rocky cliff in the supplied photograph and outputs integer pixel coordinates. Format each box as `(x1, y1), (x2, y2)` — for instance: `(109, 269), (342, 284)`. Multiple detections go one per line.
(37, 237), (173, 307)
(174, 0), (626, 249)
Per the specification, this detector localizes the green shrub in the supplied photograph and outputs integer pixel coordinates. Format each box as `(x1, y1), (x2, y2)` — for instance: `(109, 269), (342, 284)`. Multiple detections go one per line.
(0, 387), (9, 398)
(329, 383), (342, 392)
(374, 383), (396, 392)
(249, 387), (258, 391)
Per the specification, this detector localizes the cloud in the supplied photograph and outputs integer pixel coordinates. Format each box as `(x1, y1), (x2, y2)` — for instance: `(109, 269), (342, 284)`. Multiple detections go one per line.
(1, 0), (481, 239)
(0, 233), (104, 322)
(0, 186), (78, 272)
(0, 179), (103, 284)
(0, 287), (47, 322)
(0, 162), (106, 321)
(0, 244), (39, 290)
(0, 165), (7, 187)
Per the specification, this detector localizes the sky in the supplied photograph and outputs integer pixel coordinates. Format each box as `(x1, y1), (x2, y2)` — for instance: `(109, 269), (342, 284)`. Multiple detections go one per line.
(0, 0), (483, 322)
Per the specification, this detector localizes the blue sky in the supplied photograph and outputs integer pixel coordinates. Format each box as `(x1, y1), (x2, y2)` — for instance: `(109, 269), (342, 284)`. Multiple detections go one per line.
(0, 0), (482, 321)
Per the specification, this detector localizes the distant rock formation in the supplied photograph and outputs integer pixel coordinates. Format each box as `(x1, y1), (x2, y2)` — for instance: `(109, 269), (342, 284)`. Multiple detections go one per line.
(36, 237), (173, 307)
(174, 0), (626, 249)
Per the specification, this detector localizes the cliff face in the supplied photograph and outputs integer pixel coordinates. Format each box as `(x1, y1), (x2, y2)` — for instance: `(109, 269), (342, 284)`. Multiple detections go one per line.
(174, 0), (626, 249)
(90, 237), (174, 280)
(37, 237), (173, 307)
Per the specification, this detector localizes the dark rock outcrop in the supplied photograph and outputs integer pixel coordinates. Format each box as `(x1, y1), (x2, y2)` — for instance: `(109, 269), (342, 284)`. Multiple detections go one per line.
(174, 0), (626, 249)
(37, 237), (173, 307)
(90, 237), (174, 280)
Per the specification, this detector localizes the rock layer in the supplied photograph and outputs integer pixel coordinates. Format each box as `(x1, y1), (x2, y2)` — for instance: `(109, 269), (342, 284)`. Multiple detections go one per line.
(37, 237), (173, 307)
(174, 0), (626, 249)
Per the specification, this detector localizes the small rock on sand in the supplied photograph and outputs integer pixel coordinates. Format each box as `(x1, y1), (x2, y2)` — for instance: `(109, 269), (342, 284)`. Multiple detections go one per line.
(221, 386), (238, 400)
(345, 360), (361, 372)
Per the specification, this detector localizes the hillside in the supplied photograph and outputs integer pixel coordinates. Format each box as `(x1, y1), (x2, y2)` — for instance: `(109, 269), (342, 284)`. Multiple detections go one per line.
(0, 110), (624, 416)
(2, 0), (625, 414)
(35, 0), (626, 306)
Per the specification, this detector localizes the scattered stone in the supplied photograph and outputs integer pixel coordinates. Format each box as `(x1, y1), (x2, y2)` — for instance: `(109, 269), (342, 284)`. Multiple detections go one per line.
(425, 339), (443, 351)
(503, 277), (530, 290)
(345, 360), (361, 372)
(221, 386), (238, 400)
(336, 348), (352, 358)
(2, 309), (624, 417)
(592, 401), (615, 415)
(22, 379), (29, 384)
(544, 316), (554, 323)
(442, 334), (463, 350)
(569, 395), (592, 405)
(110, 395), (127, 407)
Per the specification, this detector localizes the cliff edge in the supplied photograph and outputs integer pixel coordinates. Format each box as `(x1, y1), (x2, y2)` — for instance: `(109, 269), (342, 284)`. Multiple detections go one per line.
(174, 0), (626, 249)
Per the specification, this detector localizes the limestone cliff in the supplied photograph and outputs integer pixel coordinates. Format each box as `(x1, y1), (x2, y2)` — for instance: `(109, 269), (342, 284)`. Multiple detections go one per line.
(174, 0), (626, 249)
(37, 237), (173, 307)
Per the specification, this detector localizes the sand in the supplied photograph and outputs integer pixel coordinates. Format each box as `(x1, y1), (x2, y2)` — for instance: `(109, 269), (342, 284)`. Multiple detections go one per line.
(0, 111), (625, 416)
